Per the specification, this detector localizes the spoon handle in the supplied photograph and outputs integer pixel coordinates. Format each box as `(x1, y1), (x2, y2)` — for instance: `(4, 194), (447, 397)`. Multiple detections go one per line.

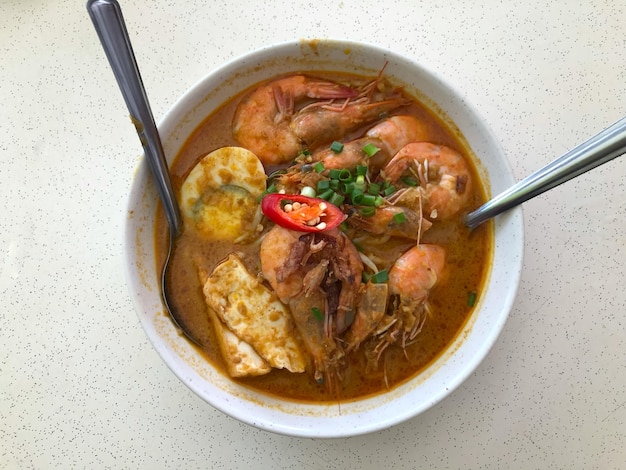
(87, 0), (182, 235)
(465, 115), (626, 229)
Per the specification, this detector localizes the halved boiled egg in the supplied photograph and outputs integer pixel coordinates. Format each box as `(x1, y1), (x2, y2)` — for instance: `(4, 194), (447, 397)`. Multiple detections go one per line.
(180, 147), (267, 240)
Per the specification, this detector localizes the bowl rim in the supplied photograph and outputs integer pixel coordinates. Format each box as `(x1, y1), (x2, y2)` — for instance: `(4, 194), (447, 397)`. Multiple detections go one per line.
(124, 38), (524, 438)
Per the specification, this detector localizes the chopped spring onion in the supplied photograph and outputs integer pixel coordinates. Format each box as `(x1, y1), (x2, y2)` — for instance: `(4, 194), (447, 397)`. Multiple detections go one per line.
(328, 168), (343, 180)
(467, 291), (477, 307)
(300, 162), (401, 214)
(351, 189), (365, 204)
(383, 184), (396, 196)
(367, 182), (381, 195)
(338, 169), (353, 182)
(362, 143), (381, 157)
(317, 179), (330, 191)
(370, 269), (389, 284)
(360, 206), (376, 217)
(342, 181), (356, 195)
(392, 211), (407, 224)
(317, 188), (335, 201)
(328, 192), (345, 206)
(359, 194), (378, 206)
(300, 186), (316, 198)
(402, 176), (419, 187)
(311, 307), (324, 321)
(330, 141), (344, 153)
(258, 183), (278, 201)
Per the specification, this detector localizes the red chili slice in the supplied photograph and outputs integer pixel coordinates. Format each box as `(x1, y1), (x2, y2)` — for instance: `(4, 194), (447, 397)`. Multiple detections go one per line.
(260, 193), (345, 232)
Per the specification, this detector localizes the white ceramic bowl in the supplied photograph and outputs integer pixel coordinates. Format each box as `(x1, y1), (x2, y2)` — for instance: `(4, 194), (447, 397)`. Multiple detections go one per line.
(125, 39), (524, 438)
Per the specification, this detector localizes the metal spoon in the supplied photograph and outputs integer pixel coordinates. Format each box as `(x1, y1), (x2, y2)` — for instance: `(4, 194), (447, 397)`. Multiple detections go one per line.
(87, 0), (199, 344)
(466, 116), (626, 229)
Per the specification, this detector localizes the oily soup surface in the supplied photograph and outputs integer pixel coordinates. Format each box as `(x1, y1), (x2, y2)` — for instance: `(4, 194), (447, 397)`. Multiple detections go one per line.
(155, 71), (491, 403)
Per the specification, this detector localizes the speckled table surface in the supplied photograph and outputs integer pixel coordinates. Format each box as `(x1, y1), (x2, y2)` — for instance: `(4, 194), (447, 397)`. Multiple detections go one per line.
(2, 1), (625, 468)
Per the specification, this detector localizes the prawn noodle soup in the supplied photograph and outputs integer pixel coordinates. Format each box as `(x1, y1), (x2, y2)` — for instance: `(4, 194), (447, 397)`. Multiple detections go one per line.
(155, 69), (491, 403)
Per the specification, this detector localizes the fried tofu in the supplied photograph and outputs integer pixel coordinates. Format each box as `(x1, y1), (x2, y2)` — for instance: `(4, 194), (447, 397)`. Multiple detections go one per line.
(205, 307), (271, 377)
(202, 254), (306, 373)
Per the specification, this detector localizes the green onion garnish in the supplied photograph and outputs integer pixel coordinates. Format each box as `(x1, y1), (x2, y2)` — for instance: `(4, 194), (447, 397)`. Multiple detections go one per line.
(383, 184), (396, 196)
(370, 270), (389, 284)
(401, 176), (419, 187)
(367, 182), (381, 195)
(311, 307), (324, 321)
(317, 188), (334, 200)
(328, 169), (342, 180)
(342, 181), (356, 195)
(330, 141), (344, 153)
(355, 165), (368, 177)
(374, 195), (384, 207)
(328, 192), (345, 206)
(258, 183), (278, 201)
(467, 291), (477, 307)
(338, 168), (352, 182)
(313, 161), (325, 173)
(360, 194), (377, 206)
(351, 189), (365, 205)
(392, 212), (407, 224)
(362, 143), (381, 157)
(317, 179), (330, 191)
(360, 206), (376, 217)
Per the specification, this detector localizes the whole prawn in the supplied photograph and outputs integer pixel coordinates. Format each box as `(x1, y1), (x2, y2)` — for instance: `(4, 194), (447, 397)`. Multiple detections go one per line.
(232, 74), (407, 165)
(311, 114), (432, 172)
(383, 142), (472, 219)
(274, 115), (432, 194)
(260, 225), (364, 385)
(346, 244), (446, 368)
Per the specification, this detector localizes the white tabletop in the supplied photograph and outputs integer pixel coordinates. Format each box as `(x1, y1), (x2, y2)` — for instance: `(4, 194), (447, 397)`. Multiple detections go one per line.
(2, 1), (625, 468)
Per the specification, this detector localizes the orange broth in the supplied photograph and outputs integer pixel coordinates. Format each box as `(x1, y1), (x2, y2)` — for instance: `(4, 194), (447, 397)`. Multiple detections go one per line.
(155, 71), (492, 403)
